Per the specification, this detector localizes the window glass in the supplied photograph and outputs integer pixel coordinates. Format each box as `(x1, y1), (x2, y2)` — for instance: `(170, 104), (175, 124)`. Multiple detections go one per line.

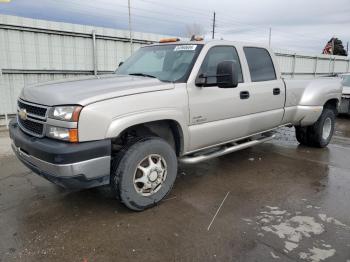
(125, 50), (166, 73)
(116, 44), (202, 82)
(244, 47), (276, 82)
(341, 75), (350, 87)
(199, 46), (243, 84)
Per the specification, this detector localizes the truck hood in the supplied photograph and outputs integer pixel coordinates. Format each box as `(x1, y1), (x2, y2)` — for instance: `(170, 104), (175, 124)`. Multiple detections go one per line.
(20, 74), (174, 106)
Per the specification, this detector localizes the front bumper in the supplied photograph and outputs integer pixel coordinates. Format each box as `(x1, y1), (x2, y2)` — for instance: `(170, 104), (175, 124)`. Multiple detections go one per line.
(9, 119), (111, 189)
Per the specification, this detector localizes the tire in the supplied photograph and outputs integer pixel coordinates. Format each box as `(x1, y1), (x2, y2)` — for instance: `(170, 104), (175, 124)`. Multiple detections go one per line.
(111, 137), (178, 211)
(295, 108), (335, 148)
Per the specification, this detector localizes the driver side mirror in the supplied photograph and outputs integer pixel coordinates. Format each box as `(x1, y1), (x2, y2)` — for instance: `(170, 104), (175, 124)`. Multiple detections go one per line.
(216, 60), (239, 88)
(118, 61), (124, 67)
(195, 60), (239, 88)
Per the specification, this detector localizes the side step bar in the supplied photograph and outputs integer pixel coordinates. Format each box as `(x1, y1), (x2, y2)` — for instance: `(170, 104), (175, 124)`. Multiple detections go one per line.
(179, 135), (275, 164)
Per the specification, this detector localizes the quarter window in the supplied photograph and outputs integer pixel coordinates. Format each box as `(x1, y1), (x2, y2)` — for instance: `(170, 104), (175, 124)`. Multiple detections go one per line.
(199, 46), (243, 84)
(244, 47), (276, 82)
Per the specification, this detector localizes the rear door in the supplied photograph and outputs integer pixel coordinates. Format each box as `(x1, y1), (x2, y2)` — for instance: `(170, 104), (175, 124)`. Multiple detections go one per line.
(241, 47), (285, 133)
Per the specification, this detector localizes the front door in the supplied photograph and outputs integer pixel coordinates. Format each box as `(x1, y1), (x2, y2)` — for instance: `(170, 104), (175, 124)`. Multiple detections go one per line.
(186, 45), (252, 151)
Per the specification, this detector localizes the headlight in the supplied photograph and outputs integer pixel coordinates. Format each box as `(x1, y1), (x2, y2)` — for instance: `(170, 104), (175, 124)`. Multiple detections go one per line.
(47, 126), (78, 143)
(49, 106), (82, 122)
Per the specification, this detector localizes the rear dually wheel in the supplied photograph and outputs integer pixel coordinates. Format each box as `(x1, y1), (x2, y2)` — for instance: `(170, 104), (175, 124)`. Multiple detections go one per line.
(295, 108), (335, 148)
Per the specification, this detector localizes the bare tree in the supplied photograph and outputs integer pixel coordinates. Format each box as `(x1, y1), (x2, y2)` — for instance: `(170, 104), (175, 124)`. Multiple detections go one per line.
(185, 23), (205, 38)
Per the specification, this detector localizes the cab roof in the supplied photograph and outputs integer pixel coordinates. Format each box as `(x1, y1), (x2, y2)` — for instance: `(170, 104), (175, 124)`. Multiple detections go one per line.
(150, 39), (270, 50)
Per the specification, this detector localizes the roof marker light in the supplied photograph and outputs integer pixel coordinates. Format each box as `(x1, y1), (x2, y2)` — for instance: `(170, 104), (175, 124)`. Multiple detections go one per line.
(159, 38), (180, 43)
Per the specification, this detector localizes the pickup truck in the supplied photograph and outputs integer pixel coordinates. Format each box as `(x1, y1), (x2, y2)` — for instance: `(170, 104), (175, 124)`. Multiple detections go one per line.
(339, 73), (350, 114)
(9, 39), (342, 211)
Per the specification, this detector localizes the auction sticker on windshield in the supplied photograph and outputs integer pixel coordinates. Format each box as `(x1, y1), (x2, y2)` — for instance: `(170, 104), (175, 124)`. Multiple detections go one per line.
(174, 45), (197, 51)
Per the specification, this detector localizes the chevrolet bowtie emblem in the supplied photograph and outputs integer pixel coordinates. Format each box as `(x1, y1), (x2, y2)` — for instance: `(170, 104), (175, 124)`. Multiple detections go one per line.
(18, 108), (28, 120)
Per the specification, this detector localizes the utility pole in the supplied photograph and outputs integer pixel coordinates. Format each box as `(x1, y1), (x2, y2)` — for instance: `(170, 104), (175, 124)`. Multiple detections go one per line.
(347, 41), (349, 56)
(211, 11), (216, 39)
(331, 37), (335, 55)
(128, 0), (133, 54)
(268, 27), (272, 47)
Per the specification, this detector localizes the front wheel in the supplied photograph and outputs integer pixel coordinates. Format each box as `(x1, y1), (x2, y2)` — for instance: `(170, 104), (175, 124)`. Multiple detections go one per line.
(295, 108), (335, 148)
(111, 137), (178, 211)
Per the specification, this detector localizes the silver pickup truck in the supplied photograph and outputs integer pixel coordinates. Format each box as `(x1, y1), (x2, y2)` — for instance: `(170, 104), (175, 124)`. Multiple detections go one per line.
(9, 39), (342, 211)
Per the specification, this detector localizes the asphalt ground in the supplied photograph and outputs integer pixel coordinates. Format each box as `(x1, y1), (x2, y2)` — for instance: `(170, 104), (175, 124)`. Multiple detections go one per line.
(1, 117), (350, 262)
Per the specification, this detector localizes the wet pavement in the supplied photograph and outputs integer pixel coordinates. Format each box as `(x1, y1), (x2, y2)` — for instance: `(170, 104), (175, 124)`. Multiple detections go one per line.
(1, 117), (350, 262)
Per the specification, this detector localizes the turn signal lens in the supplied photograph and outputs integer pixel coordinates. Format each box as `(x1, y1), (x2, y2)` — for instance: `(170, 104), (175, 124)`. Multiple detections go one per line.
(71, 107), (82, 122)
(68, 129), (78, 143)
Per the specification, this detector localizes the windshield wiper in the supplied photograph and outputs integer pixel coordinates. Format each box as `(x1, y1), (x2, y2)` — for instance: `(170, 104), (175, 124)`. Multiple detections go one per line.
(128, 73), (157, 78)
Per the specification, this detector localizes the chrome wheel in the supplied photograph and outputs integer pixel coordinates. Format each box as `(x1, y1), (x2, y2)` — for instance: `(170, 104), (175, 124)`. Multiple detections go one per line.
(133, 154), (167, 196)
(322, 117), (332, 140)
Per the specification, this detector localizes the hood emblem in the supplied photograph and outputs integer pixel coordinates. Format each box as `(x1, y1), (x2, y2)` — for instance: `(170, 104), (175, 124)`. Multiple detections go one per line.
(18, 108), (28, 120)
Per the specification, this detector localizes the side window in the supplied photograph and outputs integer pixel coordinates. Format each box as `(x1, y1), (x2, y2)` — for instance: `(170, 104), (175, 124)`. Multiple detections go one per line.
(200, 46), (243, 84)
(244, 47), (276, 82)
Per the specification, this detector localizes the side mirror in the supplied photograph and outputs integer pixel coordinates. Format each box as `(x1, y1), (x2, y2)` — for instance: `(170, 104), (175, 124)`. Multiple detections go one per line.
(118, 61), (124, 67)
(216, 60), (238, 88)
(195, 73), (207, 86)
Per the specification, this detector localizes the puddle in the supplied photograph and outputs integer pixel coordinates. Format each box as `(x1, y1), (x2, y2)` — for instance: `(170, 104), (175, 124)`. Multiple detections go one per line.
(243, 205), (350, 261)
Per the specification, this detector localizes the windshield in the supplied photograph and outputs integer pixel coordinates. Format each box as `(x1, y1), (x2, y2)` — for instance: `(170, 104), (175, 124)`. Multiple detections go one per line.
(116, 44), (203, 82)
(342, 75), (350, 87)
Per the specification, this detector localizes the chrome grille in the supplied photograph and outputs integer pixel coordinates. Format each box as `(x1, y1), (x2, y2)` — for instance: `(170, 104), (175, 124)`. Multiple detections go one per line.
(17, 99), (48, 137)
(18, 100), (47, 117)
(18, 118), (44, 135)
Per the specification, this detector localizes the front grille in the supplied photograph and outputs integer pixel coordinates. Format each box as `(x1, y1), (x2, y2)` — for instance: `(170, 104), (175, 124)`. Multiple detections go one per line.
(18, 118), (44, 135)
(18, 100), (47, 117)
(17, 99), (48, 137)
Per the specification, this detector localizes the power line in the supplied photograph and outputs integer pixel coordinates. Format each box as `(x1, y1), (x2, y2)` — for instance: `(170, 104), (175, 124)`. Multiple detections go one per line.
(54, 0), (333, 47)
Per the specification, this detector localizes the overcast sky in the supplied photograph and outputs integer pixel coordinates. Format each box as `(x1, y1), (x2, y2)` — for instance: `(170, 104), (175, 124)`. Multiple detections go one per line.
(1, 0), (349, 54)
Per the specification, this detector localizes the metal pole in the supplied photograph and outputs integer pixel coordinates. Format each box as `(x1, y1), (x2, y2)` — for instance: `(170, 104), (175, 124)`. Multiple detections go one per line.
(331, 38), (335, 55)
(5, 113), (8, 129)
(292, 53), (296, 78)
(268, 27), (271, 47)
(314, 56), (318, 77)
(92, 30), (97, 76)
(128, 0), (133, 54)
(347, 59), (350, 73)
(212, 12), (216, 39)
(332, 57), (335, 74)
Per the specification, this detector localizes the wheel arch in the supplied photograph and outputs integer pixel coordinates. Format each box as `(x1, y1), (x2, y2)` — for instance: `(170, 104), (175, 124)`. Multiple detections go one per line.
(324, 98), (339, 114)
(106, 111), (188, 156)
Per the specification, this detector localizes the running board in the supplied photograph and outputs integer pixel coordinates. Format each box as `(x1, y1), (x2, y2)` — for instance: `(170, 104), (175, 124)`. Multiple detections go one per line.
(179, 135), (275, 164)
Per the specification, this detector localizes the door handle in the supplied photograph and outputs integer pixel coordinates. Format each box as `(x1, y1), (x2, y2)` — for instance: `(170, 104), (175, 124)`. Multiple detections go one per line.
(273, 88), (281, 95)
(240, 91), (250, 99)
